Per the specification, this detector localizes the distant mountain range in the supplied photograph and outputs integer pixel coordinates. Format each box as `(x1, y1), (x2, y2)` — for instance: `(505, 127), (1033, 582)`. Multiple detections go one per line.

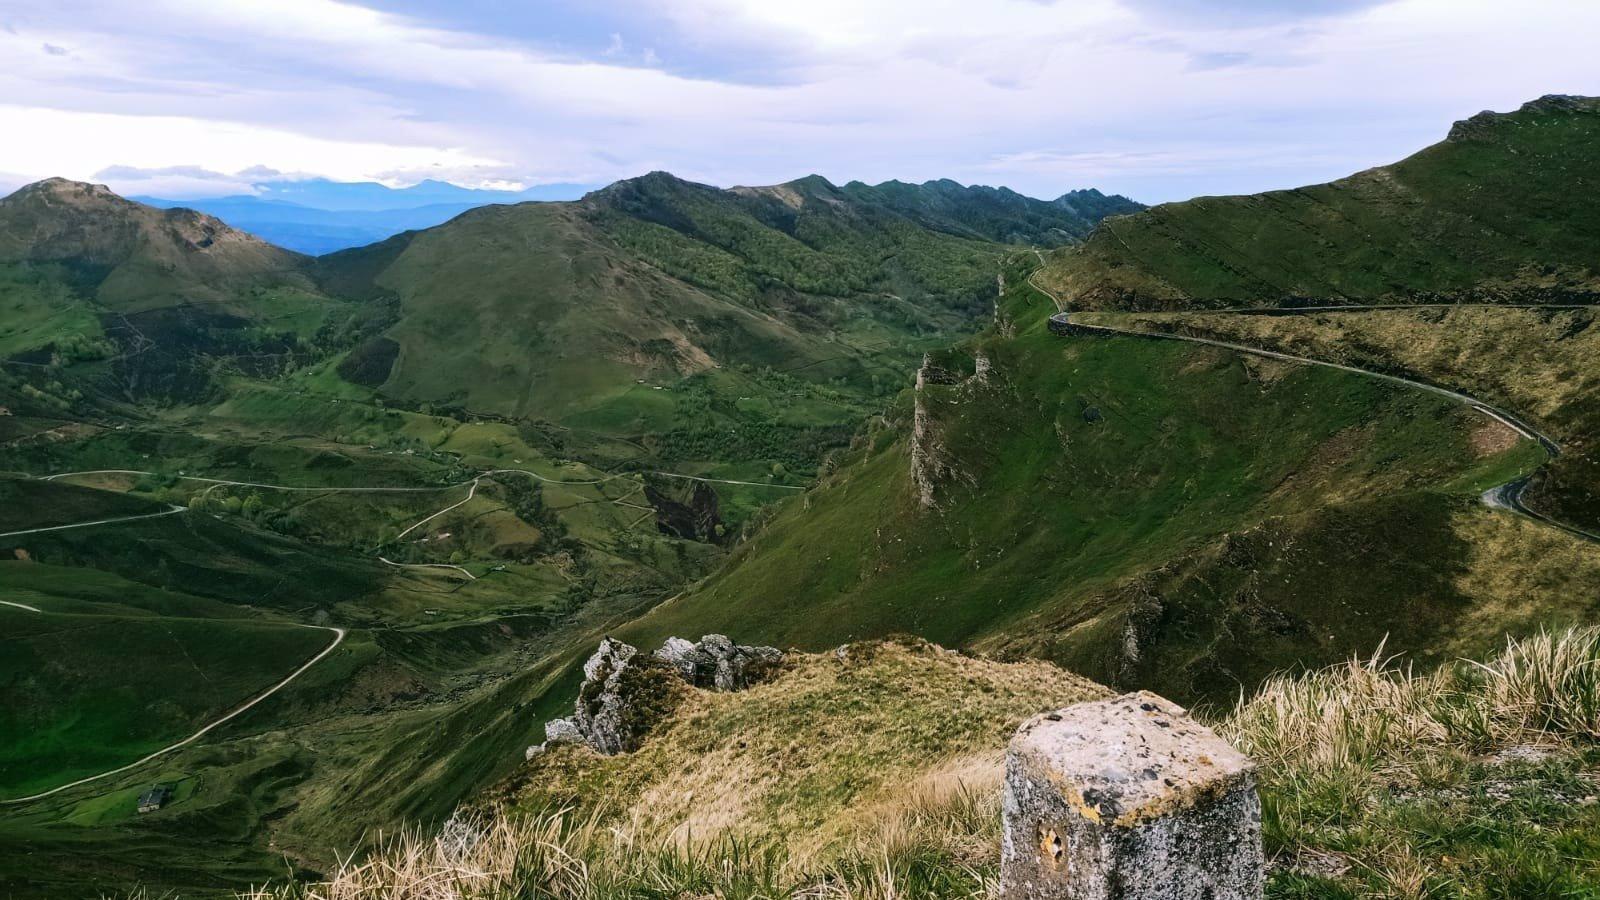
(126, 175), (1142, 257)
(0, 170), (1141, 417)
(134, 178), (596, 255)
(315, 171), (1143, 418)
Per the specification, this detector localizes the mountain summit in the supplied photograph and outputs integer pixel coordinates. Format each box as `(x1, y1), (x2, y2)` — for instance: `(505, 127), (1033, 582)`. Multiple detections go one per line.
(0, 177), (305, 310)
(1038, 94), (1600, 309)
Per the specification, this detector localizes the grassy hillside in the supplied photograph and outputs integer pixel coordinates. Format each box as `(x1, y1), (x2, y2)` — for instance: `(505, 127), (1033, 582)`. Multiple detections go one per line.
(1039, 95), (1600, 309)
(0, 434), (706, 896)
(252, 629), (1600, 900)
(616, 254), (1577, 703)
(1077, 306), (1600, 533)
(0, 179), (309, 314)
(312, 172), (1134, 431)
(0, 175), (1124, 899)
(0, 180), (360, 413)
(0, 596), (330, 797)
(497, 639), (1106, 853)
(0, 474), (166, 531)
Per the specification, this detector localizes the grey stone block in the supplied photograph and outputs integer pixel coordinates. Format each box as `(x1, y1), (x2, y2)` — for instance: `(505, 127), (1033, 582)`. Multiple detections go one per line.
(1001, 690), (1262, 900)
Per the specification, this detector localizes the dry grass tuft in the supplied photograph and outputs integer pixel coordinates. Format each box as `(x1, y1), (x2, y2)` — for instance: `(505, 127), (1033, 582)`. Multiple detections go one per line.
(243, 631), (1600, 899)
(1221, 627), (1600, 775)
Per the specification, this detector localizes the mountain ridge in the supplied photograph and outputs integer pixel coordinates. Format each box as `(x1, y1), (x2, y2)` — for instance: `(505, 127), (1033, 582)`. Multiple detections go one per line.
(1038, 94), (1600, 309)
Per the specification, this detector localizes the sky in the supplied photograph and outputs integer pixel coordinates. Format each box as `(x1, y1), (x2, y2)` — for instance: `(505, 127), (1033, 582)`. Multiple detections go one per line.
(1, 0), (1596, 204)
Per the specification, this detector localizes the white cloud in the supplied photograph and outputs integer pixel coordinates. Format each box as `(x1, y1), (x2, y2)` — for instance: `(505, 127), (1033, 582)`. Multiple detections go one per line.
(0, 0), (1596, 202)
(0, 104), (505, 189)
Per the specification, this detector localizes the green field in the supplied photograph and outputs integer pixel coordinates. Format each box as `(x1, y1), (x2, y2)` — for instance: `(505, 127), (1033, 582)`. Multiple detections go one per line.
(0, 476), (166, 532)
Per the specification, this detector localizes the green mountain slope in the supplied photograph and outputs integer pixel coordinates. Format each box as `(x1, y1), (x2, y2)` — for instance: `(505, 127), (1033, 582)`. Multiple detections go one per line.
(0, 178), (309, 314)
(0, 179), (353, 409)
(315, 173), (1138, 422)
(1039, 95), (1600, 309)
(616, 255), (1597, 703)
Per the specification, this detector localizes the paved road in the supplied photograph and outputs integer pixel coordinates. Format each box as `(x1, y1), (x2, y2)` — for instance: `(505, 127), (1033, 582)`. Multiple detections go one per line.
(0, 624), (346, 805)
(0, 505), (186, 539)
(1027, 263), (1599, 545)
(0, 455), (807, 803)
(378, 556), (476, 580)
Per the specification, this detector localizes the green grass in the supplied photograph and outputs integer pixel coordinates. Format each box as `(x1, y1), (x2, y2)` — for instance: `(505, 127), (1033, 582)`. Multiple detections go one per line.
(244, 629), (1600, 900)
(1042, 95), (1600, 308)
(0, 606), (331, 796)
(620, 254), (1550, 703)
(1224, 627), (1600, 898)
(1082, 305), (1600, 535)
(0, 263), (103, 358)
(0, 475), (165, 531)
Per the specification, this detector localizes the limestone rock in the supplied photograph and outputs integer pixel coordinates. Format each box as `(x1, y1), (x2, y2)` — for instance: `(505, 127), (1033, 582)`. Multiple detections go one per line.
(572, 638), (641, 755)
(543, 718), (584, 745)
(1001, 690), (1263, 900)
(655, 633), (784, 691)
(529, 635), (784, 758)
(654, 636), (698, 681)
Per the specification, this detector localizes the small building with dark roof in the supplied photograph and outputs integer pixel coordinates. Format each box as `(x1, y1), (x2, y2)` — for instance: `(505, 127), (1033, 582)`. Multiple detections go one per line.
(136, 785), (173, 814)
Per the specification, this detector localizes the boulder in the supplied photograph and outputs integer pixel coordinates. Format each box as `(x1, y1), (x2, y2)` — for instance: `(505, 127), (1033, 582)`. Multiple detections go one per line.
(654, 636), (698, 681)
(543, 718), (584, 745)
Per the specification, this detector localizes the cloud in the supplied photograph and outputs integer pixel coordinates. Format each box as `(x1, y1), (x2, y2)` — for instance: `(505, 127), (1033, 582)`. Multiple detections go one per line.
(0, 0), (1596, 202)
(1187, 50), (1254, 70)
(0, 103), (507, 191)
(1120, 0), (1396, 25)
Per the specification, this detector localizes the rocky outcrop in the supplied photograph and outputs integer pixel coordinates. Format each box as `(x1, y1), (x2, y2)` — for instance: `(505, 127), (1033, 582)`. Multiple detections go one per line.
(528, 634), (784, 759)
(654, 633), (784, 690)
(911, 353), (961, 510)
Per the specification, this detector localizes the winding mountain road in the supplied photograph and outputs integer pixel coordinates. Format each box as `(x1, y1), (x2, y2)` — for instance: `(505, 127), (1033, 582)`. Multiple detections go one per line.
(0, 505), (186, 539)
(1026, 262), (1600, 545)
(0, 623), (345, 806)
(1, 451), (811, 802)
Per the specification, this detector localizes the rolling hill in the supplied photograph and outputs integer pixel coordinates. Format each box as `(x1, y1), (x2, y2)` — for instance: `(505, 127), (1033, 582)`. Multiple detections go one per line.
(0, 178), (310, 313)
(0, 178), (352, 408)
(1037, 95), (1600, 310)
(0, 171), (1141, 896)
(315, 172), (1139, 422)
(624, 97), (1600, 704)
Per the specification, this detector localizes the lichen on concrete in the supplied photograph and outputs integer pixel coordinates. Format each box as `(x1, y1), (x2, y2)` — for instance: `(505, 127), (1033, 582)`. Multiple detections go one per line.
(1001, 690), (1263, 899)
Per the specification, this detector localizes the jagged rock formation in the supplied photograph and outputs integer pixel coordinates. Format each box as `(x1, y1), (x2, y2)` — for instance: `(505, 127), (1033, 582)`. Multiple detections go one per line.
(910, 391), (951, 509)
(529, 634), (784, 758)
(654, 633), (784, 690)
(910, 352), (985, 509)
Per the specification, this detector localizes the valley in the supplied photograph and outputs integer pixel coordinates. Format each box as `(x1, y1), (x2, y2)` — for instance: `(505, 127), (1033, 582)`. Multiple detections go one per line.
(0, 172), (1138, 894)
(5, 95), (1600, 899)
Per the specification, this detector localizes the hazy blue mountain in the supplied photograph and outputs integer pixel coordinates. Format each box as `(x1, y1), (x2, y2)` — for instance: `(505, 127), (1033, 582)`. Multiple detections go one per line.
(135, 178), (596, 254)
(245, 177), (593, 211)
